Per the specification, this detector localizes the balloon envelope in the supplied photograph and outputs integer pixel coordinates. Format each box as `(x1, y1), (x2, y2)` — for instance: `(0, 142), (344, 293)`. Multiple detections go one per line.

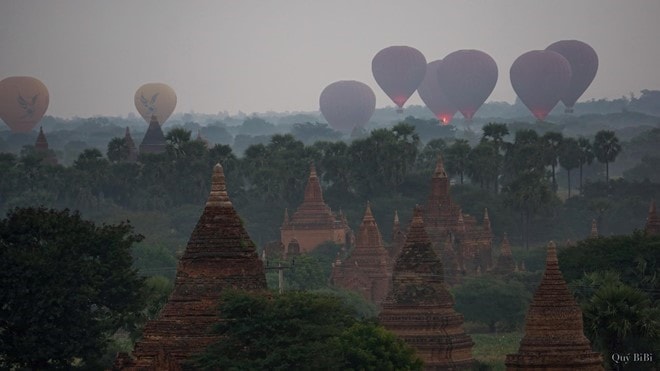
(134, 83), (177, 125)
(372, 46), (427, 110)
(320, 80), (376, 133)
(510, 50), (572, 121)
(436, 49), (498, 120)
(417, 60), (457, 124)
(0, 76), (49, 133)
(546, 40), (598, 112)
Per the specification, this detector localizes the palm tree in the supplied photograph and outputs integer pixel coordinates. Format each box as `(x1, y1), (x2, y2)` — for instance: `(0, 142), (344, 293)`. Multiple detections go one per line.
(558, 137), (581, 198)
(593, 130), (622, 182)
(541, 131), (563, 192)
(577, 137), (594, 193)
(444, 139), (471, 185)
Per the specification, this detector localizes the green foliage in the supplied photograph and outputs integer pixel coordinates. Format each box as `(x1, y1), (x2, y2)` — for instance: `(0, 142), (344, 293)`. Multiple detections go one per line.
(193, 290), (420, 370)
(593, 130), (622, 181)
(470, 332), (523, 371)
(0, 207), (145, 370)
(452, 276), (531, 333)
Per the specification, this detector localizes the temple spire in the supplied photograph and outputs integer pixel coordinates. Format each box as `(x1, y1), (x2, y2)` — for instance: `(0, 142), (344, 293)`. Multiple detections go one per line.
(206, 163), (232, 207)
(590, 219), (598, 238)
(434, 155), (448, 178)
(363, 201), (374, 221)
(483, 208), (491, 231)
(645, 199), (660, 236)
(303, 162), (324, 203)
(35, 126), (48, 150)
(501, 233), (512, 256)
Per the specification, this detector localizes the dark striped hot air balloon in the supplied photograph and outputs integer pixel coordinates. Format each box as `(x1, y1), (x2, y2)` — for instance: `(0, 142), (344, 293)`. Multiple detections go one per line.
(320, 80), (376, 133)
(546, 40), (598, 113)
(417, 60), (457, 125)
(372, 46), (427, 113)
(436, 49), (498, 121)
(510, 50), (572, 121)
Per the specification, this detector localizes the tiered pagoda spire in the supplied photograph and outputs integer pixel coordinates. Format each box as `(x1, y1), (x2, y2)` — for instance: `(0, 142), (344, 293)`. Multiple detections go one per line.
(379, 206), (474, 369)
(281, 162), (350, 253)
(115, 164), (267, 369)
(390, 209), (406, 259)
(139, 115), (166, 154)
(590, 219), (599, 238)
(505, 241), (603, 370)
(331, 202), (391, 306)
(645, 199), (660, 236)
(34, 127), (58, 165)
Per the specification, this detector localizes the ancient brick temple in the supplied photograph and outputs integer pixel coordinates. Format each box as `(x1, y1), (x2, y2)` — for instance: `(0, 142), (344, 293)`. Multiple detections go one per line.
(505, 241), (603, 370)
(379, 206), (474, 370)
(492, 233), (515, 275)
(424, 156), (493, 281)
(645, 199), (660, 236)
(124, 127), (138, 162)
(34, 126), (58, 165)
(280, 163), (351, 253)
(331, 202), (392, 306)
(139, 115), (167, 155)
(114, 164), (267, 370)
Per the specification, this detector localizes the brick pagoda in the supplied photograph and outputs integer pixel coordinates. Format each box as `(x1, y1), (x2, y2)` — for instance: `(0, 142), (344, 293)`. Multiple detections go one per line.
(124, 127), (138, 162)
(34, 126), (58, 165)
(492, 233), (515, 275)
(139, 115), (166, 155)
(114, 164), (267, 369)
(505, 241), (603, 370)
(645, 199), (660, 236)
(331, 202), (392, 306)
(280, 163), (351, 252)
(379, 206), (474, 370)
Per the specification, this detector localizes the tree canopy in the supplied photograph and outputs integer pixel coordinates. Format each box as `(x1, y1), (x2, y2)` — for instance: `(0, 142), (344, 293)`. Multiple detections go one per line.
(0, 207), (145, 370)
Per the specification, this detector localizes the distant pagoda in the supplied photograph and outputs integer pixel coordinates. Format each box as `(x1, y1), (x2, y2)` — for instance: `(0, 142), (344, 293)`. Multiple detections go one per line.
(280, 163), (351, 252)
(331, 202), (392, 306)
(115, 164), (267, 369)
(34, 127), (58, 165)
(492, 233), (515, 275)
(389, 209), (406, 259)
(139, 115), (166, 155)
(645, 199), (660, 236)
(379, 206), (474, 370)
(505, 241), (603, 370)
(123, 127), (138, 162)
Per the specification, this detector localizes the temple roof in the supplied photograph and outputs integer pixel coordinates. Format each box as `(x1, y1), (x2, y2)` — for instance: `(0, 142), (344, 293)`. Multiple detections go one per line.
(434, 155), (448, 178)
(483, 208), (491, 232)
(286, 162), (336, 228)
(505, 241), (603, 370)
(139, 115), (166, 154)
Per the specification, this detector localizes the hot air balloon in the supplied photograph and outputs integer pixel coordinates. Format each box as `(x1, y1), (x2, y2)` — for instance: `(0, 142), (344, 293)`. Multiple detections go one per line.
(0, 76), (50, 133)
(510, 50), (572, 121)
(320, 80), (376, 133)
(436, 49), (498, 121)
(372, 46), (426, 113)
(546, 40), (598, 113)
(417, 60), (457, 125)
(134, 83), (177, 125)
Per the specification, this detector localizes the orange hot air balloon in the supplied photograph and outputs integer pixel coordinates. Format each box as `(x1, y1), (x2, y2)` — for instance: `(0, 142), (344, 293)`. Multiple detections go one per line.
(372, 46), (427, 113)
(320, 80), (376, 133)
(0, 76), (50, 133)
(134, 83), (177, 125)
(417, 60), (457, 125)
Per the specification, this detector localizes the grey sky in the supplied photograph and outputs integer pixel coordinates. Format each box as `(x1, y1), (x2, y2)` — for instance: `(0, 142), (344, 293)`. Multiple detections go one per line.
(1, 0), (659, 118)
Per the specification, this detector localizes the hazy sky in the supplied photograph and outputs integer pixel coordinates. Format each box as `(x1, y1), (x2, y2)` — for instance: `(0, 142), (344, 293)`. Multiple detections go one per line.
(1, 1), (659, 118)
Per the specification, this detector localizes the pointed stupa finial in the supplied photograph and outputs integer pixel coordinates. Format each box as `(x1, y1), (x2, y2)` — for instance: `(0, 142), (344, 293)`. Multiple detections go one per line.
(309, 161), (317, 177)
(547, 240), (558, 265)
(206, 163), (232, 207)
(393, 209), (399, 224)
(434, 154), (447, 178)
(125, 126), (131, 136)
(501, 233), (512, 256)
(35, 126), (49, 150)
(483, 208), (491, 231)
(457, 208), (465, 230)
(590, 219), (598, 238)
(363, 201), (374, 221)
